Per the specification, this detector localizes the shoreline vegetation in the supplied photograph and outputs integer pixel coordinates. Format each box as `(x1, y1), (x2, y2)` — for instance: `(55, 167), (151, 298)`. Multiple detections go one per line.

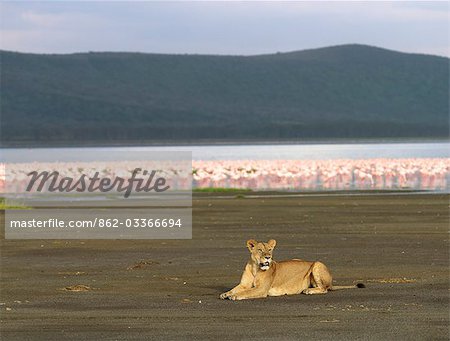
(192, 187), (252, 193)
(0, 198), (30, 210)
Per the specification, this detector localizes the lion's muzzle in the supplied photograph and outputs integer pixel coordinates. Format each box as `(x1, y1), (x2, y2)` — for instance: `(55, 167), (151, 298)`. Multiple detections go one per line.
(259, 258), (272, 270)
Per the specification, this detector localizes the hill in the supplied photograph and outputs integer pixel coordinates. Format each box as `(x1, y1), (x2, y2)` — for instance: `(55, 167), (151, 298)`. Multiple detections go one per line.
(1, 44), (448, 145)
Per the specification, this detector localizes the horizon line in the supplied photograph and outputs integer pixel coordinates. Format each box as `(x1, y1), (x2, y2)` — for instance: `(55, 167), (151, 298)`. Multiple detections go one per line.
(1, 43), (448, 59)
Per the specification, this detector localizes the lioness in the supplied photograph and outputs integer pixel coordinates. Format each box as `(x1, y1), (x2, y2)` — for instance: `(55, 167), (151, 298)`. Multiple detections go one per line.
(220, 239), (364, 300)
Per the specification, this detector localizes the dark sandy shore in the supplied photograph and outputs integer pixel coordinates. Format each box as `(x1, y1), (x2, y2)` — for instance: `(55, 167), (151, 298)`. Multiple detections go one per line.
(1, 193), (449, 340)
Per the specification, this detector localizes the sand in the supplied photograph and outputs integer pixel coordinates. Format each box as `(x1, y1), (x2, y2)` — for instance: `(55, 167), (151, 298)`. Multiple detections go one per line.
(0, 193), (449, 340)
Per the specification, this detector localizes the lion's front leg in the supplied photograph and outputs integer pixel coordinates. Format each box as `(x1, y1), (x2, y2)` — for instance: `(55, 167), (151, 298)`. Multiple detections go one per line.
(229, 271), (273, 300)
(229, 287), (269, 300)
(220, 264), (254, 300)
(220, 284), (247, 300)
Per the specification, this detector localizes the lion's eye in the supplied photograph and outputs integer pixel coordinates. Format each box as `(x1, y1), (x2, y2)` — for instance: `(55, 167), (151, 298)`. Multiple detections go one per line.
(258, 249), (263, 253)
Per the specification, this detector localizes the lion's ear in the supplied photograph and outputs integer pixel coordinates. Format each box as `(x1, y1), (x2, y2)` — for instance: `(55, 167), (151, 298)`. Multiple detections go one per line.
(246, 239), (257, 251)
(268, 239), (277, 249)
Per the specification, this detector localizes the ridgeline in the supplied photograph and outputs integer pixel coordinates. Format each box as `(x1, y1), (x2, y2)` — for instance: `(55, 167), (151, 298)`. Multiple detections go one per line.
(1, 44), (448, 146)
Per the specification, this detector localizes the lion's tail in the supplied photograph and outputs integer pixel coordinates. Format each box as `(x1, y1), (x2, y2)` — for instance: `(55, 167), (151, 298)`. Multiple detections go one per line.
(330, 283), (365, 291)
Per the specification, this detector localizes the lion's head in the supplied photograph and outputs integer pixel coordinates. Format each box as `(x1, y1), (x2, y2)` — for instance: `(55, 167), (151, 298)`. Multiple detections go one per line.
(246, 239), (277, 271)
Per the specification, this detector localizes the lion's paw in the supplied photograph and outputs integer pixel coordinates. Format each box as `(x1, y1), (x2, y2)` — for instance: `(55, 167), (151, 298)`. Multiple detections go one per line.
(219, 292), (230, 300)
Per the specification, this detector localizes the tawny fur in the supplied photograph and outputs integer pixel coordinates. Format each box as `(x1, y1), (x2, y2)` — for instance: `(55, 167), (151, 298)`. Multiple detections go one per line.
(220, 239), (363, 301)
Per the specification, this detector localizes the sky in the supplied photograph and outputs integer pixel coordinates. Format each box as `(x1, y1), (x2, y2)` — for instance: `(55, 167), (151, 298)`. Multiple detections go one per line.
(0, 1), (448, 57)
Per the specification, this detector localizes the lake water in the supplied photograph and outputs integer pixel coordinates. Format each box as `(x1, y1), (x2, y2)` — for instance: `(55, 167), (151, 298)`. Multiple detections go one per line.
(2, 142), (449, 192)
(2, 142), (449, 161)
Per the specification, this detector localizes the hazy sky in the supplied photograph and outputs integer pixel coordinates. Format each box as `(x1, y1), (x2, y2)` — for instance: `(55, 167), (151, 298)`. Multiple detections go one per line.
(1, 1), (448, 57)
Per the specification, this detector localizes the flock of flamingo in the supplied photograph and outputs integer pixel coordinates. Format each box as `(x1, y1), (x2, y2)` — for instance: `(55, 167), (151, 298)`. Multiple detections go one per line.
(192, 158), (449, 191)
(1, 157), (449, 193)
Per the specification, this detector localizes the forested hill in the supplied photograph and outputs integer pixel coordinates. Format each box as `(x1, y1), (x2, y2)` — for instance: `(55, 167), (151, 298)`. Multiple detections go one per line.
(1, 44), (448, 145)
